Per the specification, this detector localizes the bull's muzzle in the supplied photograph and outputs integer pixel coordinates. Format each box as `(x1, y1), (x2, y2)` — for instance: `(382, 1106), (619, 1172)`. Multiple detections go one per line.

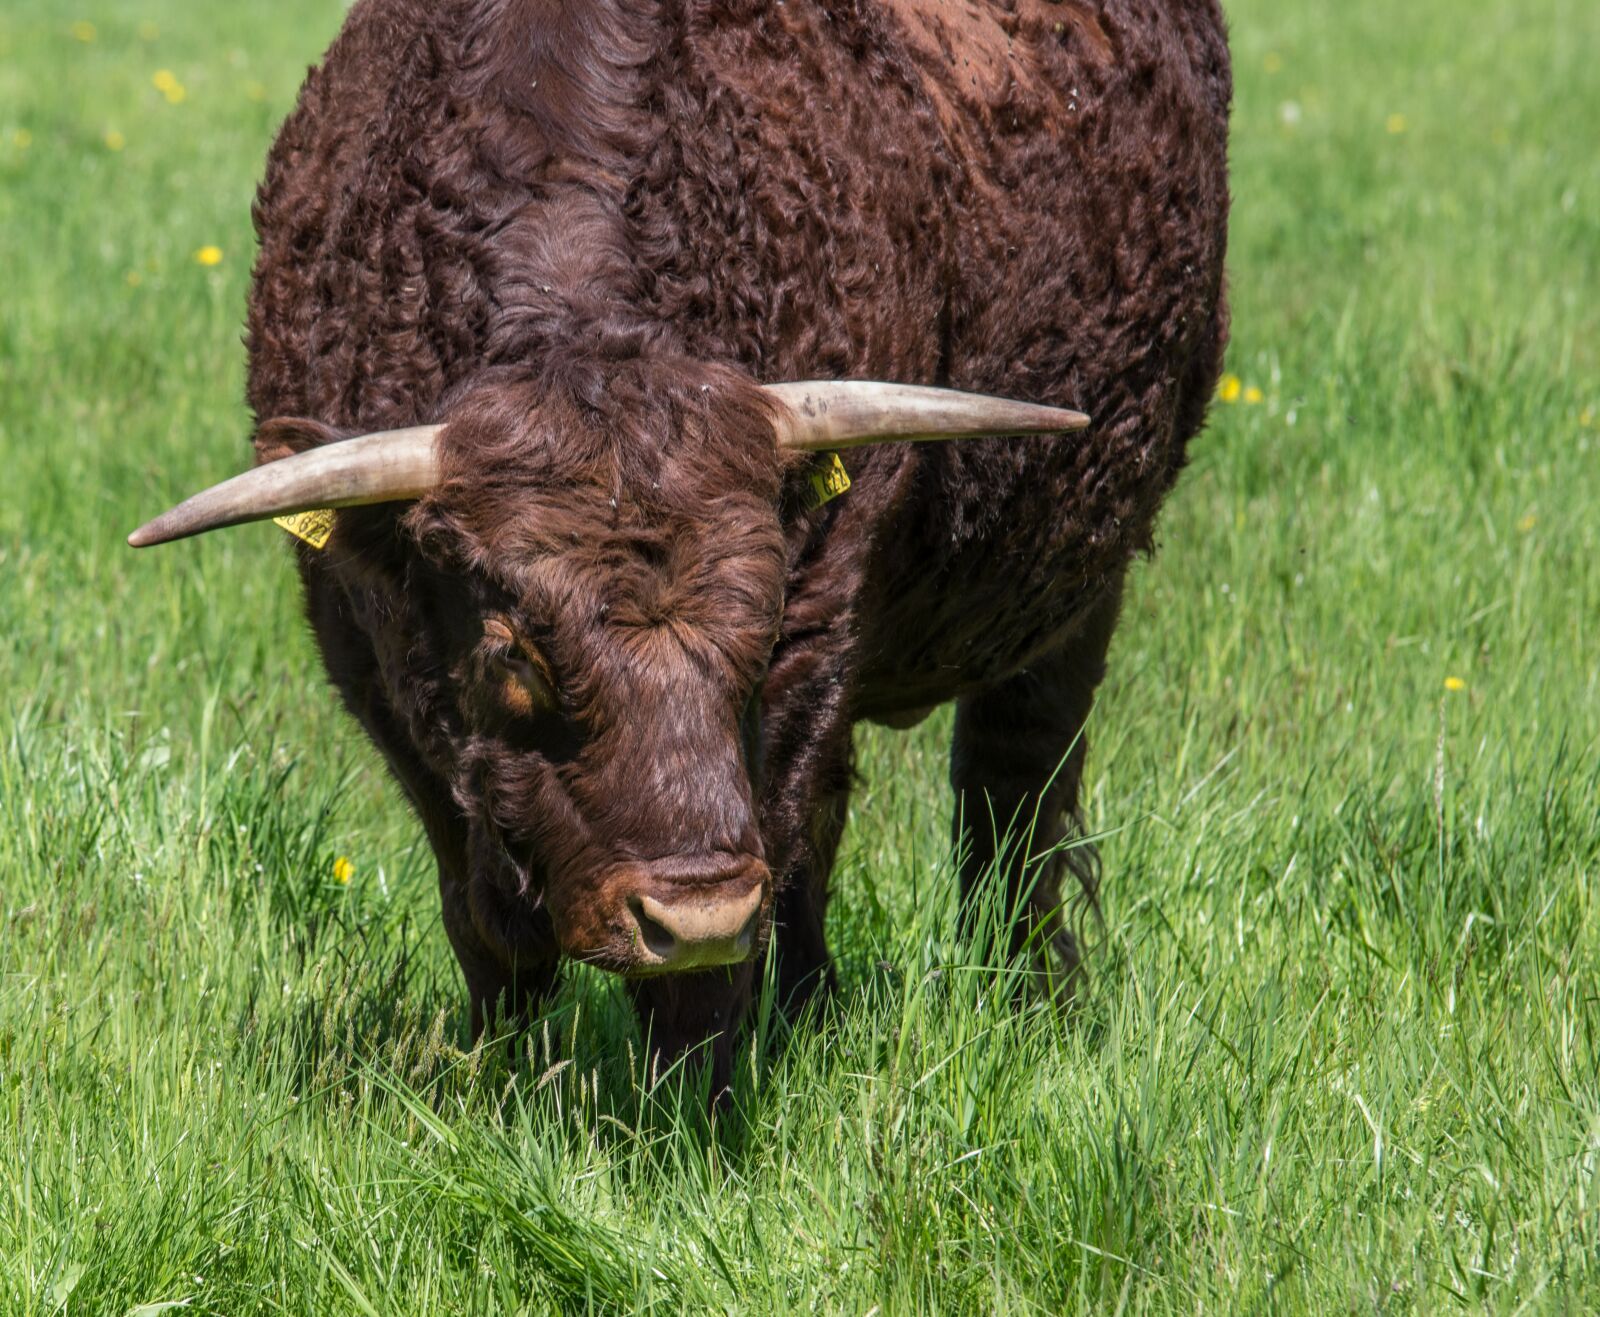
(609, 856), (768, 975)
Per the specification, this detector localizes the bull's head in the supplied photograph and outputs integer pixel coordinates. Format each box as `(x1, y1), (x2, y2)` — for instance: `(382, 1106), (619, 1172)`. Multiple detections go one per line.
(130, 373), (1085, 977)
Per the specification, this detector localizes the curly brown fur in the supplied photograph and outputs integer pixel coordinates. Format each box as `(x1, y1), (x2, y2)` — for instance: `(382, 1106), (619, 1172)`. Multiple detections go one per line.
(242, 0), (1231, 1081)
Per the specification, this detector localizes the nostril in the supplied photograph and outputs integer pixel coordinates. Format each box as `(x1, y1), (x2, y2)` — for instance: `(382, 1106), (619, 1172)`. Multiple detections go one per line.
(628, 878), (766, 970)
(629, 898), (678, 961)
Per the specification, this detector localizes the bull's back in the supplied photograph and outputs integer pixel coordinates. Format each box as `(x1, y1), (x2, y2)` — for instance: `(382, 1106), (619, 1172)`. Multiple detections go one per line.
(867, 0), (1233, 461)
(660, 0), (1232, 698)
(860, 0), (1233, 695)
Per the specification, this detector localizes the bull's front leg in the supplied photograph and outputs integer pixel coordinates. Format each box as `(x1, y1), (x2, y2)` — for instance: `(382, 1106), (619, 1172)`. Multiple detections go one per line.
(365, 727), (561, 1040)
(453, 820), (560, 1039)
(389, 745), (559, 1040)
(308, 573), (559, 1040)
(948, 580), (1123, 1000)
(754, 627), (857, 1016)
(626, 962), (756, 1096)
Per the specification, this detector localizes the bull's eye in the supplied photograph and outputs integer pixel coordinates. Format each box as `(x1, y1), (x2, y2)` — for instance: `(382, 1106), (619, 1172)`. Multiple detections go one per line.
(483, 618), (557, 717)
(496, 652), (556, 715)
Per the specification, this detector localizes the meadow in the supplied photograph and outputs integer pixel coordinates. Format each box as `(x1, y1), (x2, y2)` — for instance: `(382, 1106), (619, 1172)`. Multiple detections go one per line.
(2, 1), (1598, 1311)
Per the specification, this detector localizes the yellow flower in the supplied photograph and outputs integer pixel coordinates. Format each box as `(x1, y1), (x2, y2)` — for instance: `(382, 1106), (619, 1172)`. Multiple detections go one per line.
(125, 270), (143, 287)
(138, 21), (160, 42)
(194, 245), (224, 267)
(71, 20), (97, 42)
(153, 69), (187, 103)
(1444, 676), (1467, 693)
(333, 856), (354, 884)
(1581, 407), (1595, 428)
(1263, 52), (1283, 74)
(1517, 513), (1537, 534)
(12, 129), (31, 150)
(1217, 373), (1242, 403)
(104, 129), (126, 152)
(1386, 113), (1408, 135)
(245, 81), (267, 103)
(1243, 385), (1264, 405)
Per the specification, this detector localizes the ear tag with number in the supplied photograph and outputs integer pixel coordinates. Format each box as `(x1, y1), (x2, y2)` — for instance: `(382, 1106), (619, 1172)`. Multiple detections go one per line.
(805, 452), (852, 510)
(274, 509), (336, 550)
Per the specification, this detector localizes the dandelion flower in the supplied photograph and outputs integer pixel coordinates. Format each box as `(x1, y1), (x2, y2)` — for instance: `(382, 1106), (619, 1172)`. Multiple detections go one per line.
(104, 130), (126, 152)
(1582, 407), (1595, 428)
(125, 270), (143, 287)
(1217, 373), (1242, 403)
(1386, 113), (1408, 135)
(1444, 676), (1467, 693)
(194, 245), (224, 267)
(153, 69), (187, 103)
(138, 21), (159, 42)
(245, 81), (267, 103)
(71, 20), (97, 42)
(1263, 52), (1283, 74)
(1243, 385), (1264, 405)
(12, 129), (31, 150)
(333, 856), (354, 884)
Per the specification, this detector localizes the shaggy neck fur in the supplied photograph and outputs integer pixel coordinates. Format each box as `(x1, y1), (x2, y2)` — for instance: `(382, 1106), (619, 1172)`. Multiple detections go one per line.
(247, 0), (683, 434)
(452, 0), (671, 375)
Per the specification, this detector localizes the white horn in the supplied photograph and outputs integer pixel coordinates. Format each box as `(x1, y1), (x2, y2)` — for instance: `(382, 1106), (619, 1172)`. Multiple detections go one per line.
(128, 425), (442, 548)
(761, 381), (1089, 451)
(128, 383), (1088, 548)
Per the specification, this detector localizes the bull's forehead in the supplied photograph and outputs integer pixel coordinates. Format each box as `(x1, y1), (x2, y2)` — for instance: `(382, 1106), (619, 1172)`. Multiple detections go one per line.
(423, 476), (782, 679)
(463, 475), (778, 594)
(408, 366), (788, 669)
(434, 427), (777, 555)
(425, 361), (784, 544)
(513, 538), (774, 651)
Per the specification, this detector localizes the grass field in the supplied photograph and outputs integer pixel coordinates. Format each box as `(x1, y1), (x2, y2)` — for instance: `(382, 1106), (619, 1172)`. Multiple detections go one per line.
(3, 1), (1598, 1311)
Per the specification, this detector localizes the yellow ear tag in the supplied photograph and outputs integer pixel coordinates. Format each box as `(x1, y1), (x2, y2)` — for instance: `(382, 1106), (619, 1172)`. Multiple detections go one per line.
(806, 452), (852, 509)
(273, 508), (336, 550)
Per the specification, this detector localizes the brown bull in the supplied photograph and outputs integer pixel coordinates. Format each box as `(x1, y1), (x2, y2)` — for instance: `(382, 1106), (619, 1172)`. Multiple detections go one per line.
(133, 0), (1232, 1085)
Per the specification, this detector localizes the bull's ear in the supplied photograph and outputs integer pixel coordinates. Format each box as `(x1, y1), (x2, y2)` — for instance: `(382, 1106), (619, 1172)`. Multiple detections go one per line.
(253, 416), (337, 466)
(761, 381), (1089, 452)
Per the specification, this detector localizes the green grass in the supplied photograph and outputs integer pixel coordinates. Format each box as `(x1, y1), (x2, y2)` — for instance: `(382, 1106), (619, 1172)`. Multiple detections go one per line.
(3, 0), (1598, 1311)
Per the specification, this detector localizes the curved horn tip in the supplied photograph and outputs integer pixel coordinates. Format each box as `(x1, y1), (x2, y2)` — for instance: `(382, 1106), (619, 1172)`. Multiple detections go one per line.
(121, 423), (445, 549)
(128, 513), (192, 549)
(762, 380), (1092, 451)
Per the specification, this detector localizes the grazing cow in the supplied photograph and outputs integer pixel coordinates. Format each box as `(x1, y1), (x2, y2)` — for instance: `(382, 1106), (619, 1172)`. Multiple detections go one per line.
(133, 0), (1231, 1084)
